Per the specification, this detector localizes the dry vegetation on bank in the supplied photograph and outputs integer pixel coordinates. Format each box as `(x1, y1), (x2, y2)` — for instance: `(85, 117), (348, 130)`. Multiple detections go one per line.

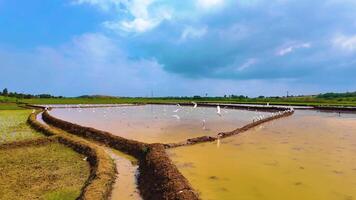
(0, 143), (90, 200)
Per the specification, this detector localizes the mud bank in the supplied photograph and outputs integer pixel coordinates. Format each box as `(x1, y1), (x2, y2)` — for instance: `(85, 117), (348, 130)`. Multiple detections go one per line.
(41, 110), (199, 200)
(28, 111), (116, 200)
(42, 111), (147, 158)
(0, 137), (56, 150)
(139, 144), (198, 200)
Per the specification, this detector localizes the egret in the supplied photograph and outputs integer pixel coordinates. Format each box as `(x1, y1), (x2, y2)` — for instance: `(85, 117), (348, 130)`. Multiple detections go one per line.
(173, 108), (180, 113)
(202, 119), (206, 130)
(192, 101), (197, 108)
(217, 105), (221, 116)
(172, 115), (180, 120)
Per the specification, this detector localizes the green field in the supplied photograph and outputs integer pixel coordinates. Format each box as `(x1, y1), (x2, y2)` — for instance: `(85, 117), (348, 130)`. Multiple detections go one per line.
(0, 110), (42, 143)
(17, 96), (356, 107)
(0, 143), (90, 200)
(1, 92), (356, 108)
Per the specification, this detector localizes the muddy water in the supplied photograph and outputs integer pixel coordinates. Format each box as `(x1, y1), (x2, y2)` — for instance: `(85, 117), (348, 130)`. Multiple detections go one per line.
(104, 148), (142, 200)
(168, 110), (356, 200)
(50, 105), (261, 143)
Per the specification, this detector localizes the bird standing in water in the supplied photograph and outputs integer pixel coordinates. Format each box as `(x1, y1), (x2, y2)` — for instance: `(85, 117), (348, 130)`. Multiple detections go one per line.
(217, 105), (222, 116)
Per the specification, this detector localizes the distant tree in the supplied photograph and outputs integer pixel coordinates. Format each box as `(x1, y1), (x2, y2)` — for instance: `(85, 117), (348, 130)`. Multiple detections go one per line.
(2, 88), (8, 96)
(193, 95), (202, 99)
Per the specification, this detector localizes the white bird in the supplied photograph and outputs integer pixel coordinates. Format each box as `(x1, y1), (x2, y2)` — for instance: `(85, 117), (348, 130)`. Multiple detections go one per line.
(172, 115), (180, 120)
(83, 157), (87, 161)
(173, 108), (180, 113)
(192, 101), (197, 108)
(202, 119), (206, 130)
(217, 105), (221, 116)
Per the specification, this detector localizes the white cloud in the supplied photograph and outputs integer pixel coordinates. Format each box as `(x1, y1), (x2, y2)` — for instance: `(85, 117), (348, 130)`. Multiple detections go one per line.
(237, 58), (258, 71)
(197, 0), (224, 9)
(333, 34), (356, 52)
(72, 0), (124, 11)
(276, 42), (311, 56)
(180, 26), (208, 41)
(74, 0), (172, 33)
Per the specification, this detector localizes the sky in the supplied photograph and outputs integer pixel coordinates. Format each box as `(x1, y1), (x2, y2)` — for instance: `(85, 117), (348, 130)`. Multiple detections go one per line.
(1, 0), (356, 97)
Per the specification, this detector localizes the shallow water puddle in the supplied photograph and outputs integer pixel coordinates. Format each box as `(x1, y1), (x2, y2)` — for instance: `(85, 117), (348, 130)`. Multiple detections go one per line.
(168, 110), (356, 200)
(49, 105), (263, 143)
(104, 148), (142, 200)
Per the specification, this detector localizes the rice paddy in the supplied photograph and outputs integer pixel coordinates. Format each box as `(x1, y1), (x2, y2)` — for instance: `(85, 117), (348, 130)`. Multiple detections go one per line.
(0, 110), (43, 143)
(168, 110), (356, 200)
(49, 104), (262, 143)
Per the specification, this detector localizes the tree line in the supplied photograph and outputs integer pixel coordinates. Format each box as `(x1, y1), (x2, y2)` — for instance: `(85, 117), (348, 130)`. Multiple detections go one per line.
(0, 88), (63, 99)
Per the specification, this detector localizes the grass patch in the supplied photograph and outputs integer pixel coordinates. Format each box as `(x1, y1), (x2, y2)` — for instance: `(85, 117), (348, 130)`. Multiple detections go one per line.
(0, 143), (90, 200)
(0, 110), (43, 143)
(0, 103), (24, 110)
(18, 96), (356, 107)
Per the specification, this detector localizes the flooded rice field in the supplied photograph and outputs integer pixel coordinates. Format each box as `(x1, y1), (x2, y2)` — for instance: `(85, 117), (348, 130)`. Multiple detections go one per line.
(49, 105), (262, 143)
(168, 110), (356, 200)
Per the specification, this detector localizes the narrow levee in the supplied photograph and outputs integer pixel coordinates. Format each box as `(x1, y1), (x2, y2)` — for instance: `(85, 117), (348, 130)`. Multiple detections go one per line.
(36, 112), (143, 200)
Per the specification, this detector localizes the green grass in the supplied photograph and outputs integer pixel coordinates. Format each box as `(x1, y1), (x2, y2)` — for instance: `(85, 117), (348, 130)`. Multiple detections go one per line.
(18, 97), (356, 107)
(0, 103), (25, 110)
(0, 143), (90, 200)
(1, 94), (356, 107)
(0, 110), (43, 143)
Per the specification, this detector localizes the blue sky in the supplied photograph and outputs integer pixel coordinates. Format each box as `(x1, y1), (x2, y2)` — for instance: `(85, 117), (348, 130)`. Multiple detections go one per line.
(1, 0), (356, 97)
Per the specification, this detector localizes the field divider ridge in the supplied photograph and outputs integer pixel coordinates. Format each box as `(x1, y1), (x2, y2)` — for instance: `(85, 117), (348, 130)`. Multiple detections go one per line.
(41, 110), (200, 200)
(27, 110), (117, 200)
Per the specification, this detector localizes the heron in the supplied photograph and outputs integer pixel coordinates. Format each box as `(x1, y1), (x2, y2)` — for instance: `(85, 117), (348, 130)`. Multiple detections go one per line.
(192, 101), (197, 108)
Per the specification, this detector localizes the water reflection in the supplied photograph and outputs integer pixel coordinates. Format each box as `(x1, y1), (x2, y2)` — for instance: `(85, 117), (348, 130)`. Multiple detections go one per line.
(50, 105), (261, 143)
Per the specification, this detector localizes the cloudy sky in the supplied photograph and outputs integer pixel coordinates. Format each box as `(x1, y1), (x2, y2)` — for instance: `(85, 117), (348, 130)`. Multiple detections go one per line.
(1, 0), (356, 97)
